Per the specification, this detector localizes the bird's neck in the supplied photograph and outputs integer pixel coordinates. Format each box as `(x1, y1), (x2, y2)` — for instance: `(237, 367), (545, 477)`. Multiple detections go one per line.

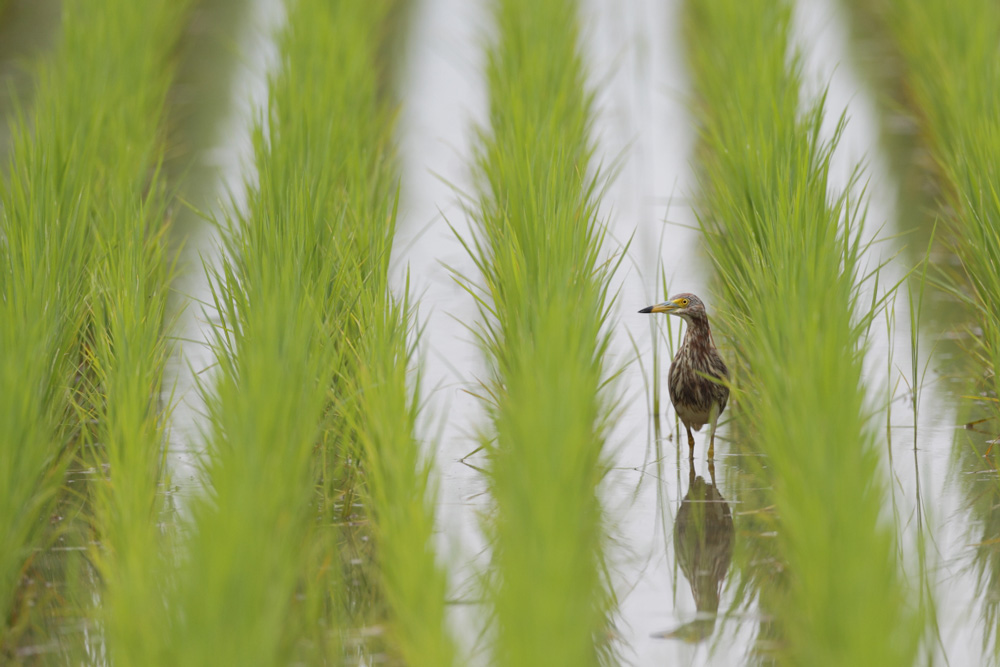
(682, 315), (715, 351)
(683, 314), (711, 338)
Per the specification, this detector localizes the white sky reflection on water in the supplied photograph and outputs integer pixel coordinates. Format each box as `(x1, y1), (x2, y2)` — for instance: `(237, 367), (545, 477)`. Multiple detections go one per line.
(393, 0), (491, 661)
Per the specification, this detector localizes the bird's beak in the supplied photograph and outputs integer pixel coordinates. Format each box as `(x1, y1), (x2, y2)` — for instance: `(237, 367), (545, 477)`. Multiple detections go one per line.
(639, 301), (675, 314)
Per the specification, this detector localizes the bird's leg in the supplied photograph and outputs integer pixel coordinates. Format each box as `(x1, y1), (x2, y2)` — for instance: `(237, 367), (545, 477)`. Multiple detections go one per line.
(708, 408), (719, 460)
(686, 425), (695, 460)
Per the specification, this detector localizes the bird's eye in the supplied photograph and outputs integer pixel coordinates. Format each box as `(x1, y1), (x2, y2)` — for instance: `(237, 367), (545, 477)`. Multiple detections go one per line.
(679, 298), (689, 306)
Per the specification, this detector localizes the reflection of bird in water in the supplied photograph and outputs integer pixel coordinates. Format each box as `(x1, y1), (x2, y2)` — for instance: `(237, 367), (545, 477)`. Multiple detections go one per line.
(656, 458), (734, 642)
(640, 293), (729, 459)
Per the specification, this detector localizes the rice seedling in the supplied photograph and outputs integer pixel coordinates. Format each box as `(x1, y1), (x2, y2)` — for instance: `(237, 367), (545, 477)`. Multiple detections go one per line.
(834, 0), (943, 259)
(156, 0), (451, 664)
(0, 173), (84, 649)
(0, 47), (84, 655)
(682, 0), (922, 663)
(305, 1), (453, 660)
(0, 0), (190, 654)
(461, 0), (618, 663)
(873, 0), (1000, 409)
(79, 0), (193, 662)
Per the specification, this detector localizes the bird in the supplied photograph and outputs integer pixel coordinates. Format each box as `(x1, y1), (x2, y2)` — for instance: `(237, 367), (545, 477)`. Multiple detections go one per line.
(639, 293), (729, 459)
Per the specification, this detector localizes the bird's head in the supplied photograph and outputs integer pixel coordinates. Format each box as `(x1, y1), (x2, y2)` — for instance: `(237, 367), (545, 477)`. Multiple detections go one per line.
(639, 293), (707, 322)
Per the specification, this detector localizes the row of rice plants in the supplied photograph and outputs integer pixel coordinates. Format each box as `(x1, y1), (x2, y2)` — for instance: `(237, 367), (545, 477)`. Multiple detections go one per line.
(872, 0), (1000, 402)
(682, 0), (922, 663)
(148, 0), (450, 664)
(0, 0), (191, 653)
(304, 0), (454, 662)
(861, 0), (1000, 656)
(79, 2), (193, 663)
(464, 0), (618, 663)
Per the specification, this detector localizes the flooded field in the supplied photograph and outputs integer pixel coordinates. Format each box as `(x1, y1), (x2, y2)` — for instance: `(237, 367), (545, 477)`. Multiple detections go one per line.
(396, 0), (1000, 663)
(1, 0), (999, 664)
